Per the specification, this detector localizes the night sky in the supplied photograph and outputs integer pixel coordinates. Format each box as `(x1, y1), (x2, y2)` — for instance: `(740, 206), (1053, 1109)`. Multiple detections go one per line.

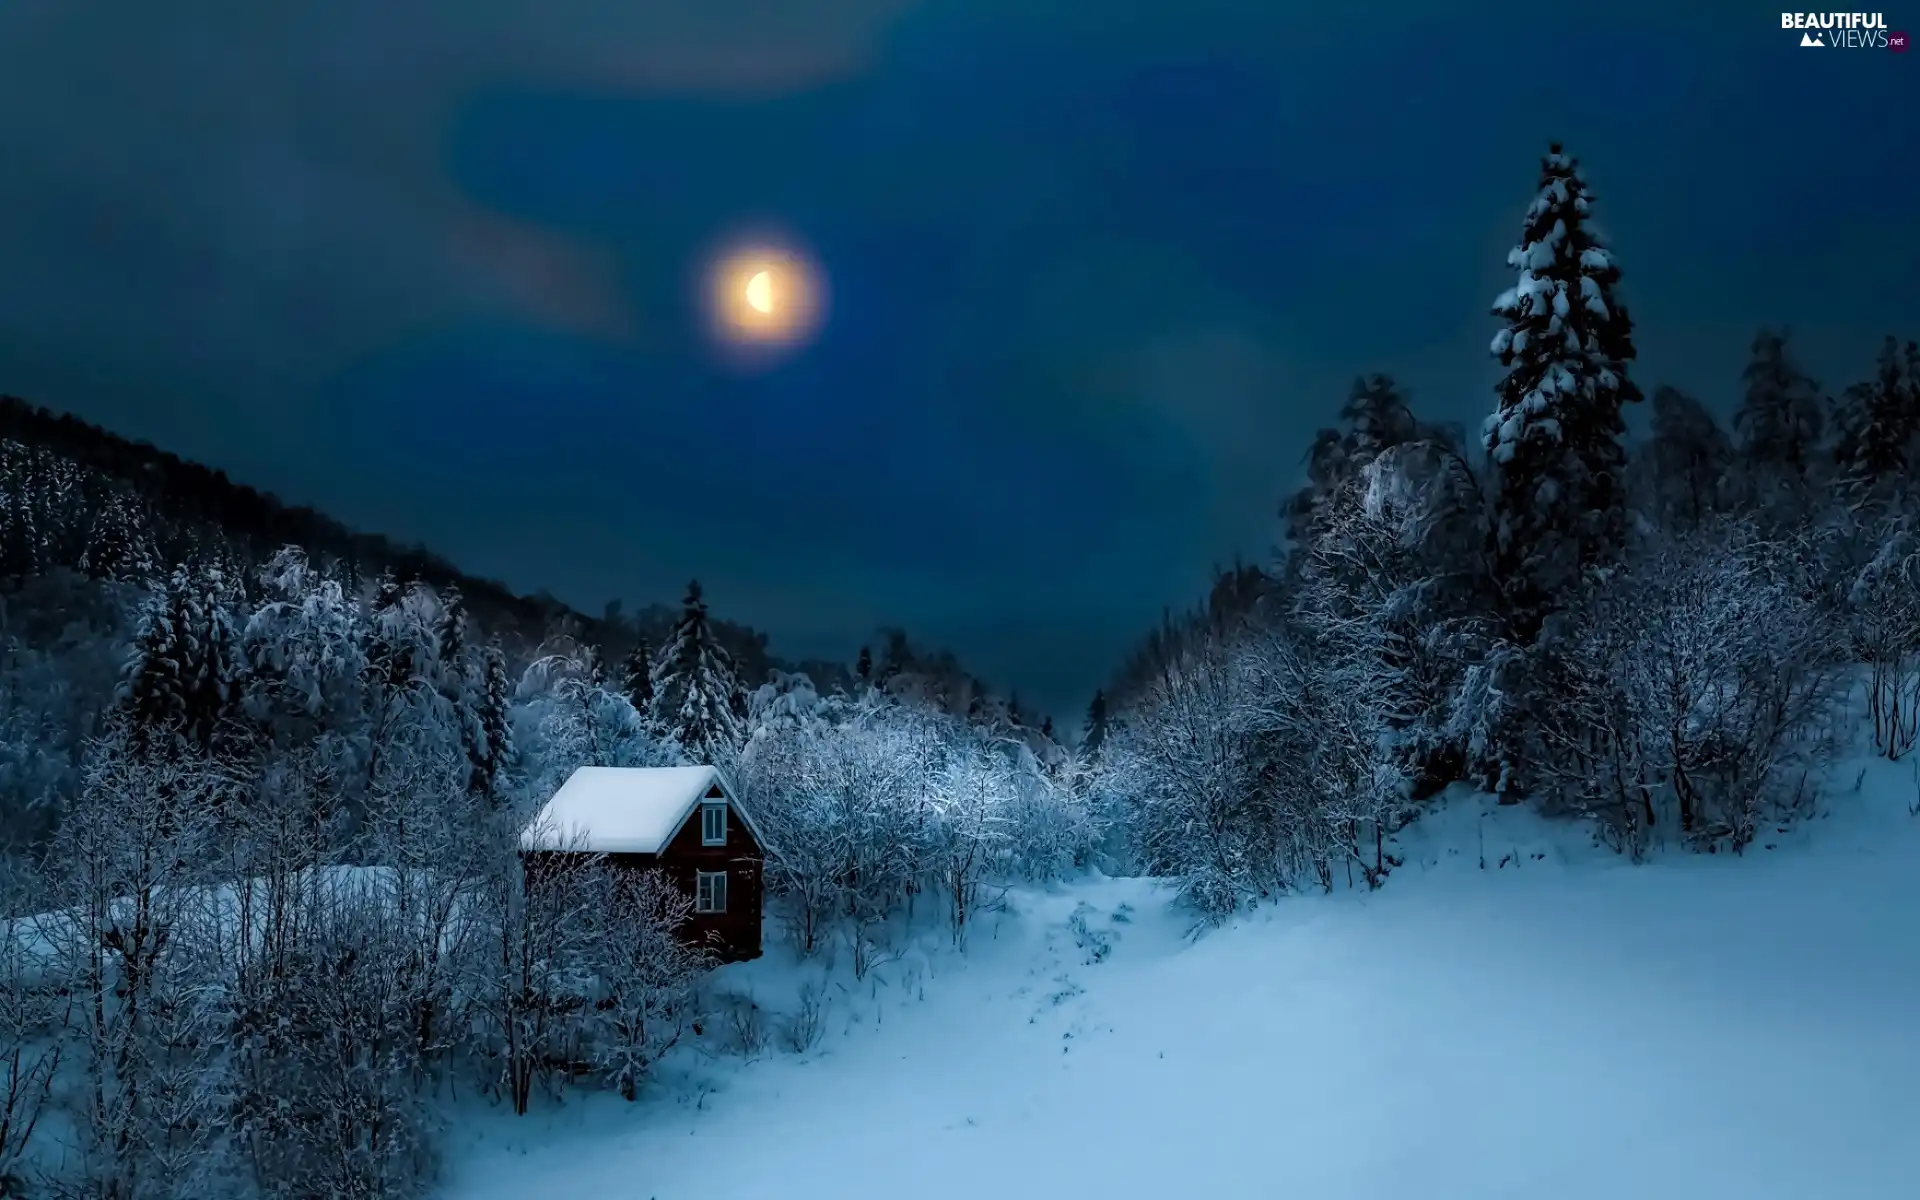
(0, 2), (1913, 718)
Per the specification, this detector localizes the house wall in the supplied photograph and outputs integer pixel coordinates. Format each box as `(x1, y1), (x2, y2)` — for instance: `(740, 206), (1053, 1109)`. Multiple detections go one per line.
(523, 791), (764, 962)
(655, 791), (765, 962)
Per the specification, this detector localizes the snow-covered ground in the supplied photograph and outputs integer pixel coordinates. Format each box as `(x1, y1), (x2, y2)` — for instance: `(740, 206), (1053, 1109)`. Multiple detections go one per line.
(448, 755), (1920, 1200)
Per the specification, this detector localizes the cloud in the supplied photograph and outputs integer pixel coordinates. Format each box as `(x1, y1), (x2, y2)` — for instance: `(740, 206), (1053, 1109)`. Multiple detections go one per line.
(0, 0), (913, 403)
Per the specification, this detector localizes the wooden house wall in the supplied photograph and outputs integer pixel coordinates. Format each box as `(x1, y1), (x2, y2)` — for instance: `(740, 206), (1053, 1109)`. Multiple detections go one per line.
(523, 791), (765, 962)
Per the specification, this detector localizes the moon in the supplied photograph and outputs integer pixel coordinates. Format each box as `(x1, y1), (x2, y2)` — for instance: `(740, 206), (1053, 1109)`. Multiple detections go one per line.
(698, 233), (828, 367)
(745, 270), (774, 314)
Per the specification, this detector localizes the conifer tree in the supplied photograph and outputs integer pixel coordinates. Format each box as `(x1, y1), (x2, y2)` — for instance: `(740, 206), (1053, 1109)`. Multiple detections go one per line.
(855, 645), (873, 687)
(0, 444), (43, 578)
(1642, 386), (1733, 531)
(120, 563), (247, 757)
(876, 630), (912, 694)
(1285, 375), (1422, 554)
(78, 490), (160, 583)
(365, 575), (416, 691)
(1082, 689), (1110, 760)
(435, 588), (468, 683)
(1735, 329), (1825, 510)
(648, 580), (742, 764)
(470, 638), (514, 804)
(621, 638), (654, 713)
(1834, 335), (1915, 502)
(1484, 142), (1641, 638)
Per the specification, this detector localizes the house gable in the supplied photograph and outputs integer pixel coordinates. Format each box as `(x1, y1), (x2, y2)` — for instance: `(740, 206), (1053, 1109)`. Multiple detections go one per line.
(657, 777), (768, 861)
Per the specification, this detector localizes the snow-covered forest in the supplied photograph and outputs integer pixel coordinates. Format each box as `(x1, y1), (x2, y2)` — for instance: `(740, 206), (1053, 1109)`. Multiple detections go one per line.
(1, 142), (1918, 1198)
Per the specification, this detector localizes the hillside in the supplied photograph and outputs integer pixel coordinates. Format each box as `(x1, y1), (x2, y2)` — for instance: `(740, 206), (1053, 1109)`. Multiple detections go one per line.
(446, 750), (1920, 1200)
(0, 395), (789, 667)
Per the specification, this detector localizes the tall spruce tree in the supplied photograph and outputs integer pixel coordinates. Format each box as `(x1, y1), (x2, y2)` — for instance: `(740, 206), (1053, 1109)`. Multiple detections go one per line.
(470, 638), (514, 804)
(1735, 329), (1825, 513)
(621, 638), (654, 713)
(1285, 375), (1422, 556)
(648, 580), (742, 764)
(435, 588), (468, 682)
(1082, 689), (1109, 760)
(1642, 386), (1732, 531)
(1484, 142), (1641, 638)
(1834, 335), (1915, 503)
(121, 562), (247, 757)
(78, 490), (160, 583)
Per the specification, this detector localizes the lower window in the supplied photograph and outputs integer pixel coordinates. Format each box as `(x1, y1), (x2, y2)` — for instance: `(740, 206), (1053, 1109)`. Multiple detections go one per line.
(695, 870), (728, 914)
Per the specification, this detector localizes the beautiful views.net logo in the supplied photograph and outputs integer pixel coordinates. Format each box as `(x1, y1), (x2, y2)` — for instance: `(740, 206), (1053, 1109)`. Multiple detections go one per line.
(1782, 12), (1907, 48)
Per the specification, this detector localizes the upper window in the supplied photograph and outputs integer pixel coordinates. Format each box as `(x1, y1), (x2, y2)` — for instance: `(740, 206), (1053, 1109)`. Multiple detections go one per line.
(695, 870), (727, 913)
(701, 802), (728, 846)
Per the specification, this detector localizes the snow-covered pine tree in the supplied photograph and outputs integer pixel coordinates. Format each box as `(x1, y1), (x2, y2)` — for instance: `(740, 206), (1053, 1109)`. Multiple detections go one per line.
(364, 577), (447, 701)
(1833, 335), (1915, 504)
(1485, 143), (1642, 639)
(121, 571), (194, 746)
(434, 586), (487, 795)
(621, 638), (653, 714)
(1283, 375), (1424, 565)
(0, 443), (43, 579)
(242, 546), (367, 753)
(1081, 690), (1109, 761)
(470, 638), (514, 804)
(78, 490), (160, 583)
(435, 588), (468, 689)
(1735, 329), (1825, 516)
(648, 580), (742, 765)
(121, 563), (248, 758)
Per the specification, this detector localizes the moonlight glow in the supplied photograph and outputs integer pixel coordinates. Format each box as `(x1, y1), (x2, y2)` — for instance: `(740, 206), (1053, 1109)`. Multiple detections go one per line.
(702, 237), (827, 362)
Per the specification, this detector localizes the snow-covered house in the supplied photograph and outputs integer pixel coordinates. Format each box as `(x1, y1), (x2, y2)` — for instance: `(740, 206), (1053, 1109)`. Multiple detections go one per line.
(519, 765), (769, 961)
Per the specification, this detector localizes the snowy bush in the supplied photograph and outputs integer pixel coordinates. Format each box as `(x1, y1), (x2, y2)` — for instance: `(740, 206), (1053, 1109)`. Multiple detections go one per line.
(1533, 522), (1844, 853)
(735, 690), (1100, 952)
(582, 869), (708, 1101)
(777, 983), (829, 1054)
(1099, 631), (1282, 919)
(1844, 513), (1920, 760)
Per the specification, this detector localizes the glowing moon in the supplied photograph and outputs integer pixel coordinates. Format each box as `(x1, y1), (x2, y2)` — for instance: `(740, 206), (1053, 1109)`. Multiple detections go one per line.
(700, 234), (828, 365)
(745, 270), (774, 314)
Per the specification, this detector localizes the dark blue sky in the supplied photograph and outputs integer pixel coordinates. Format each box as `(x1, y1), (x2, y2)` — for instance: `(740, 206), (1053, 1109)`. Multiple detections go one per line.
(0, 2), (1913, 716)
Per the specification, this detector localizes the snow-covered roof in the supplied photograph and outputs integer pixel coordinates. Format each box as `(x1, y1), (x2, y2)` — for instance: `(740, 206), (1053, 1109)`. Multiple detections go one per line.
(519, 765), (765, 856)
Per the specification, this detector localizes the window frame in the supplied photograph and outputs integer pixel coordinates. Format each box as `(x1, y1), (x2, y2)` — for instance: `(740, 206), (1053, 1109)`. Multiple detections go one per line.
(700, 801), (728, 846)
(694, 870), (728, 914)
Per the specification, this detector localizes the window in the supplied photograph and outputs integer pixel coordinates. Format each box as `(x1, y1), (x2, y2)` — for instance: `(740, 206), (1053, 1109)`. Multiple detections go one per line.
(695, 870), (727, 914)
(700, 802), (728, 846)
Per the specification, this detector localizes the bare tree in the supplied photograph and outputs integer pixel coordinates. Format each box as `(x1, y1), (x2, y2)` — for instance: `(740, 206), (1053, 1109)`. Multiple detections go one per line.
(0, 858), (63, 1195)
(41, 723), (235, 1200)
(1102, 631), (1278, 918)
(923, 734), (1012, 947)
(583, 871), (707, 1101)
(1846, 514), (1920, 760)
(1536, 522), (1843, 853)
(468, 826), (603, 1116)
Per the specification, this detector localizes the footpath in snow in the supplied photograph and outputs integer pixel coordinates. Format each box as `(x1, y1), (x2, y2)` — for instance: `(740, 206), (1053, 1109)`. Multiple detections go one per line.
(449, 756), (1920, 1200)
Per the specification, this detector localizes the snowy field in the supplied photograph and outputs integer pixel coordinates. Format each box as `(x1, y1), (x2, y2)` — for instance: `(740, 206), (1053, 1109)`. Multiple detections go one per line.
(448, 757), (1920, 1200)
